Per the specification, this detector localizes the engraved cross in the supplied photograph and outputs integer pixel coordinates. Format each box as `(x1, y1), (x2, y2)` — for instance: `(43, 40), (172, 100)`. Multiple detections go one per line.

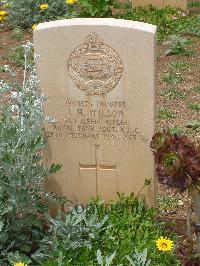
(79, 145), (117, 196)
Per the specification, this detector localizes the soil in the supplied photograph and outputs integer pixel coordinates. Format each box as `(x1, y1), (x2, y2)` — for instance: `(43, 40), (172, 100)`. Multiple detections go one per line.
(0, 12), (200, 264)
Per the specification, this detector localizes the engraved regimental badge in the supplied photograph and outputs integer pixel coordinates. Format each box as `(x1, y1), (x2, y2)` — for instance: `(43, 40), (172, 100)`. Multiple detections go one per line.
(68, 33), (123, 96)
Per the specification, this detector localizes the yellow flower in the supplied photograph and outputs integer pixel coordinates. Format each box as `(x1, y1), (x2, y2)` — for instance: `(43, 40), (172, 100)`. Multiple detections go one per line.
(14, 263), (27, 266)
(0, 10), (8, 16)
(0, 16), (5, 21)
(66, 0), (77, 4)
(39, 3), (49, 10)
(3, 3), (11, 8)
(32, 24), (38, 30)
(156, 237), (174, 252)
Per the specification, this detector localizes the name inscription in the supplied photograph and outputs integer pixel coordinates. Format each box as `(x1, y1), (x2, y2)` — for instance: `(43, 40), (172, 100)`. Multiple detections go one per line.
(47, 99), (148, 143)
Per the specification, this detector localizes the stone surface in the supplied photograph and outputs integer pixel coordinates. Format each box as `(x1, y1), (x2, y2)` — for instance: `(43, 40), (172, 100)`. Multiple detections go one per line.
(34, 18), (156, 206)
(133, 0), (188, 10)
(133, 0), (163, 8)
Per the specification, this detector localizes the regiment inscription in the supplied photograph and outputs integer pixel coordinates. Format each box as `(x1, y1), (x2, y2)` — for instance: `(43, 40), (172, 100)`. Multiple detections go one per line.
(47, 98), (148, 142)
(68, 33), (123, 96)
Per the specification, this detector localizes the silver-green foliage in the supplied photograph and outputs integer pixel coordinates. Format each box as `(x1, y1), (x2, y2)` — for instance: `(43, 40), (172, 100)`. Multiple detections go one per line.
(126, 249), (151, 266)
(0, 43), (61, 264)
(96, 250), (117, 266)
(33, 204), (110, 263)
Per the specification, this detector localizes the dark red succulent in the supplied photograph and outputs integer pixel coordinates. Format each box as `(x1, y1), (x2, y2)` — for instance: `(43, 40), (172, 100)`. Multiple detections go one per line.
(150, 132), (200, 190)
(183, 259), (200, 266)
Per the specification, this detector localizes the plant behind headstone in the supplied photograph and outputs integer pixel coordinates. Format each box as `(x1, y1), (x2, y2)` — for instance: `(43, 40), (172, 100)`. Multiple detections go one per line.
(78, 0), (114, 17)
(5, 0), (78, 29)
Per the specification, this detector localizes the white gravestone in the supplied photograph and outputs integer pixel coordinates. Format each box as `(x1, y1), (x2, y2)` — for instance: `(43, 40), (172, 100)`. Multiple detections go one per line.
(34, 18), (157, 206)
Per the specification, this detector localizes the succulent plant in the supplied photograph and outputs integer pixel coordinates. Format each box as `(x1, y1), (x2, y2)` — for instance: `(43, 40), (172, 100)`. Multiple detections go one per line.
(151, 132), (200, 190)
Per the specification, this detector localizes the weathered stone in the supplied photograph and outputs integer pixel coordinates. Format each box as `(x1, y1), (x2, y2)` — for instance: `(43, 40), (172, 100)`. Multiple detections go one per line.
(133, 0), (188, 10)
(34, 18), (156, 206)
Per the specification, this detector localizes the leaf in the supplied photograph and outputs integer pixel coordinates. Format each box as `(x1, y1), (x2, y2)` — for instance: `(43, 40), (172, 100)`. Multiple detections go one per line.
(97, 249), (103, 266)
(126, 255), (135, 266)
(0, 221), (3, 232)
(49, 163), (62, 174)
(106, 252), (116, 265)
(8, 251), (32, 264)
(186, 120), (200, 129)
(164, 48), (173, 55)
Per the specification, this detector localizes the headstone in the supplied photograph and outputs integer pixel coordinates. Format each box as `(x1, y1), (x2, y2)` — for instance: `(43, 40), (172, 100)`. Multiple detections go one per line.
(34, 18), (156, 206)
(133, 0), (188, 10)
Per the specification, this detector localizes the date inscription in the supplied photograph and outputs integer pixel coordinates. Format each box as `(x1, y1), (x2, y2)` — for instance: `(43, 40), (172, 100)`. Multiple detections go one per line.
(47, 99), (148, 142)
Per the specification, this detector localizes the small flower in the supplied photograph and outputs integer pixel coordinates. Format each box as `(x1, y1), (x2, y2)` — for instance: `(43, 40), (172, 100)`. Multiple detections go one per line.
(172, 16), (177, 20)
(0, 16), (5, 21)
(39, 3), (49, 10)
(14, 263), (27, 266)
(156, 237), (174, 252)
(32, 24), (38, 30)
(0, 10), (8, 16)
(178, 200), (184, 206)
(66, 0), (77, 4)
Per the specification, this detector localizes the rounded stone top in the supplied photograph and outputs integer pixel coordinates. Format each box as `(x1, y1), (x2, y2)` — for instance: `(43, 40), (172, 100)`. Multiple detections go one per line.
(35, 18), (157, 34)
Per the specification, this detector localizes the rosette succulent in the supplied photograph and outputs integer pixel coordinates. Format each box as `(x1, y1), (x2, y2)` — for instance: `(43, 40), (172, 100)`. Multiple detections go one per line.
(151, 132), (200, 190)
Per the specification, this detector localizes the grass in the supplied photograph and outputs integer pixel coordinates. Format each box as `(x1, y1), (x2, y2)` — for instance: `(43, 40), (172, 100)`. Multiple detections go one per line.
(173, 15), (200, 37)
(194, 85), (200, 94)
(168, 125), (185, 135)
(163, 35), (195, 56)
(186, 120), (200, 130)
(9, 45), (33, 67)
(10, 28), (24, 41)
(188, 1), (200, 8)
(162, 73), (183, 85)
(169, 60), (191, 71)
(166, 87), (186, 99)
(187, 102), (200, 111)
(157, 107), (175, 119)
(114, 5), (200, 42)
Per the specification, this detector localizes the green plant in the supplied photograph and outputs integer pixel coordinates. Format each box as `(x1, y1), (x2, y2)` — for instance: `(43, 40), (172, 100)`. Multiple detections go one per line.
(163, 35), (194, 56)
(96, 250), (116, 266)
(162, 73), (183, 85)
(0, 65), (10, 73)
(166, 87), (186, 99)
(39, 194), (179, 265)
(151, 132), (200, 254)
(114, 6), (180, 43)
(78, 0), (114, 17)
(6, 0), (78, 29)
(186, 120), (200, 130)
(0, 43), (61, 264)
(173, 15), (200, 37)
(169, 60), (191, 71)
(9, 45), (34, 67)
(187, 102), (200, 111)
(157, 107), (175, 119)
(10, 28), (24, 41)
(126, 249), (151, 266)
(151, 132), (200, 190)
(194, 85), (200, 94)
(168, 125), (185, 135)
(188, 1), (200, 8)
